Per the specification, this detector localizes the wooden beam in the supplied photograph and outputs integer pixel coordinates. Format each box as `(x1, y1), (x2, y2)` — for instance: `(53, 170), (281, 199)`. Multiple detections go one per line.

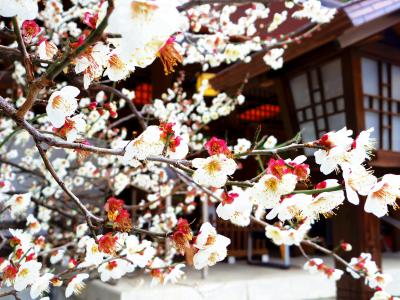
(210, 11), (351, 91)
(338, 14), (400, 48)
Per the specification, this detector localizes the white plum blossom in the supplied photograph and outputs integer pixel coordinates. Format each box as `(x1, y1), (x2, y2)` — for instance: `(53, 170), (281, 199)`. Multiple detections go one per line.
(30, 273), (54, 299)
(26, 214), (41, 234)
(78, 238), (104, 268)
(233, 138), (251, 157)
(6, 193), (31, 217)
(122, 236), (156, 268)
(98, 259), (134, 282)
(366, 272), (392, 290)
(349, 128), (375, 165)
(302, 180), (345, 219)
(265, 224), (286, 245)
(164, 263), (185, 284)
(50, 249), (64, 265)
(365, 174), (400, 218)
(14, 260), (42, 291)
(347, 253), (378, 279)
(263, 48), (284, 70)
(65, 273), (89, 298)
(46, 86), (80, 128)
(304, 258), (343, 281)
(314, 127), (354, 175)
(192, 154), (237, 188)
(37, 40), (58, 61)
(193, 222), (230, 269)
(268, 11), (287, 32)
(216, 188), (252, 226)
(266, 193), (313, 221)
(74, 43), (109, 89)
(250, 174), (297, 209)
(62, 114), (86, 142)
(123, 126), (164, 162)
(292, 0), (336, 24)
(0, 0), (38, 20)
(108, 0), (184, 69)
(263, 135), (278, 149)
(342, 165), (377, 205)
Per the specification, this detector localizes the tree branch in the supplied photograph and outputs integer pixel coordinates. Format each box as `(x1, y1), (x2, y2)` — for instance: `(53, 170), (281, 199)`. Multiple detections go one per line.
(11, 18), (34, 83)
(34, 140), (103, 226)
(15, 0), (115, 119)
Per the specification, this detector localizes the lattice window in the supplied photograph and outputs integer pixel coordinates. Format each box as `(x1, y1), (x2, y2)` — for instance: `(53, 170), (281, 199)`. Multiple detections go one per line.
(134, 83), (152, 105)
(289, 59), (346, 145)
(361, 57), (400, 151)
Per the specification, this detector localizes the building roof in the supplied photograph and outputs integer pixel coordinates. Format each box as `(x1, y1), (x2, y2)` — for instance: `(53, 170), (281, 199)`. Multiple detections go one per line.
(210, 0), (400, 91)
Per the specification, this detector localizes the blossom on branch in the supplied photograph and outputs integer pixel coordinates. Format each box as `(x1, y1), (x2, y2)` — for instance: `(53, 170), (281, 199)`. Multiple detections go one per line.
(46, 86), (80, 128)
(192, 154), (237, 188)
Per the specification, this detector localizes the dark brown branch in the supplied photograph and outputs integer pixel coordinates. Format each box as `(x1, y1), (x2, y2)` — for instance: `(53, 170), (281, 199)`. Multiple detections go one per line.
(34, 140), (103, 224)
(11, 18), (34, 83)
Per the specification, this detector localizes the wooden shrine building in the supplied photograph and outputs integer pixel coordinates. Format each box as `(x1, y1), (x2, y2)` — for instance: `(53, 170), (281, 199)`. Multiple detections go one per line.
(207, 0), (400, 299)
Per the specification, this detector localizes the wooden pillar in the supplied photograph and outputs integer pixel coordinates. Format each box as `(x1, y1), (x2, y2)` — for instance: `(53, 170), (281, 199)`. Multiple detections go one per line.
(274, 77), (297, 139)
(333, 48), (381, 300)
(151, 61), (174, 99)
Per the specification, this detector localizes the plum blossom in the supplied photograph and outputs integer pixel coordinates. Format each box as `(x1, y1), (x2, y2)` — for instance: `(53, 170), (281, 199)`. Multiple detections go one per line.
(365, 174), (400, 218)
(74, 43), (109, 89)
(216, 188), (252, 226)
(37, 39), (58, 61)
(371, 290), (398, 300)
(164, 264), (185, 284)
(121, 236), (156, 268)
(21, 20), (40, 44)
(263, 48), (284, 70)
(263, 135), (278, 149)
(104, 51), (133, 82)
(292, 0), (336, 24)
(14, 260), (42, 291)
(268, 11), (287, 32)
(366, 272), (392, 289)
(108, 0), (184, 72)
(26, 214), (41, 234)
(58, 114), (86, 142)
(314, 127), (354, 175)
(30, 273), (54, 299)
(98, 259), (134, 282)
(192, 154), (236, 188)
(78, 238), (104, 268)
(250, 173), (297, 209)
(342, 165), (377, 205)
(0, 0), (38, 20)
(302, 180), (345, 219)
(123, 126), (164, 162)
(346, 253), (378, 279)
(193, 222), (230, 269)
(266, 193), (313, 221)
(303, 258), (343, 280)
(349, 128), (375, 165)
(46, 86), (80, 128)
(6, 193), (31, 217)
(65, 273), (89, 298)
(265, 224), (286, 245)
(233, 138), (251, 158)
